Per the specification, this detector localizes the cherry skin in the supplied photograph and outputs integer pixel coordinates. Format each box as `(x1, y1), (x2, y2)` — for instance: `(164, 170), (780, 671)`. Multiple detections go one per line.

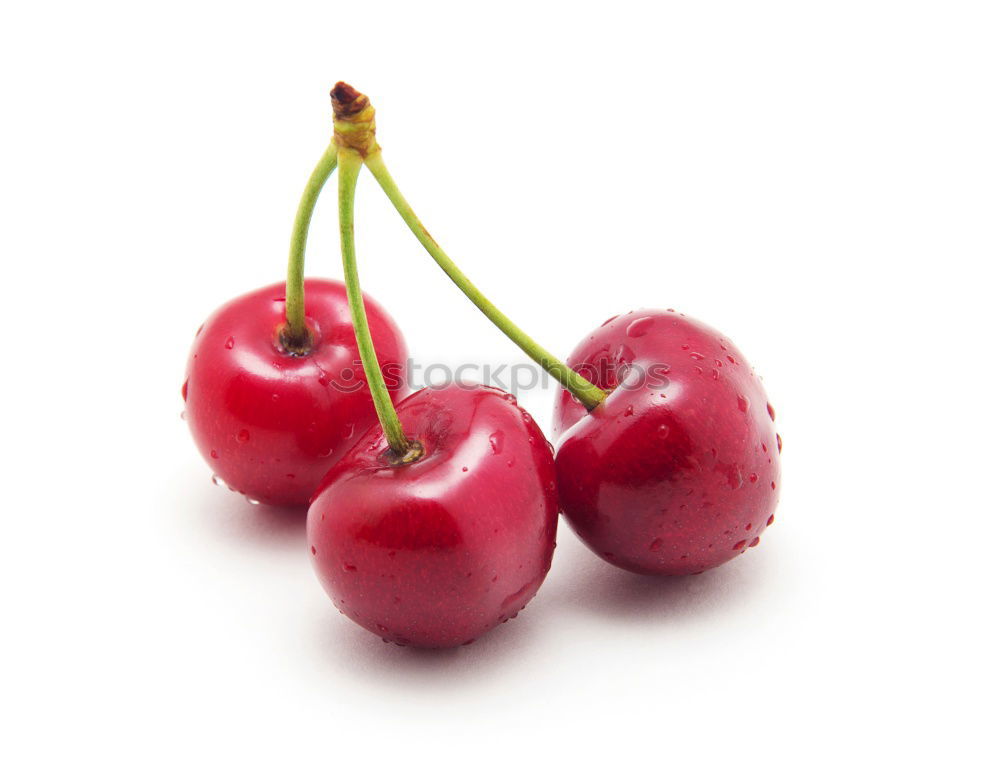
(183, 278), (407, 507)
(307, 383), (559, 648)
(553, 309), (780, 575)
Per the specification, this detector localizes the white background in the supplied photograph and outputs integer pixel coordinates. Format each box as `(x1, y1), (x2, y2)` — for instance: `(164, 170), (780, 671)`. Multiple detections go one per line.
(3, 1), (998, 756)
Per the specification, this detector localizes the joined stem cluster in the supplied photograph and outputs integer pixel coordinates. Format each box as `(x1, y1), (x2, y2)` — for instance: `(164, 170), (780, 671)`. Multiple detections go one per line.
(281, 82), (607, 457)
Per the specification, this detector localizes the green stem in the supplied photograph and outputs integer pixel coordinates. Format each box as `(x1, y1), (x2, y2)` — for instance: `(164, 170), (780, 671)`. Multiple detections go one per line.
(364, 152), (607, 410)
(283, 141), (339, 351)
(337, 148), (411, 456)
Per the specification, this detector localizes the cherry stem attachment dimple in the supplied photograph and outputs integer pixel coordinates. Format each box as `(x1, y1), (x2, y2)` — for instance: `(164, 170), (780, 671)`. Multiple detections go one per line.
(283, 141), (339, 352)
(364, 152), (607, 411)
(337, 147), (410, 456)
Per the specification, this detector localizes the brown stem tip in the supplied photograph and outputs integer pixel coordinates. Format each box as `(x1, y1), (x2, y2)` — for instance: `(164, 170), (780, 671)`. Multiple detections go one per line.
(331, 82), (370, 119)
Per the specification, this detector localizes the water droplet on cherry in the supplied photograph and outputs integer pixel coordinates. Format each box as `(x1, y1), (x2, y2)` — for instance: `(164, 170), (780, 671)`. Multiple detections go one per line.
(489, 431), (505, 454)
(626, 316), (654, 337)
(224, 337), (235, 350)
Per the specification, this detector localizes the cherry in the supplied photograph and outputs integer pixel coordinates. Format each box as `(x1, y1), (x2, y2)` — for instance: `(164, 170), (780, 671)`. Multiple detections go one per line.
(183, 279), (407, 507)
(552, 309), (780, 575)
(307, 383), (558, 648)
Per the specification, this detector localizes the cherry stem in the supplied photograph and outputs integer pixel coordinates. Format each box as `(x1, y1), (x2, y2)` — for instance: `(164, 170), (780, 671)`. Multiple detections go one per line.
(337, 147), (410, 456)
(283, 141), (339, 352)
(364, 152), (607, 411)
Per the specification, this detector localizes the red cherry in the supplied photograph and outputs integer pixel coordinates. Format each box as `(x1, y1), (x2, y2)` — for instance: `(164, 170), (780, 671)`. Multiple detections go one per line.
(552, 309), (780, 575)
(307, 384), (558, 648)
(183, 278), (407, 507)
